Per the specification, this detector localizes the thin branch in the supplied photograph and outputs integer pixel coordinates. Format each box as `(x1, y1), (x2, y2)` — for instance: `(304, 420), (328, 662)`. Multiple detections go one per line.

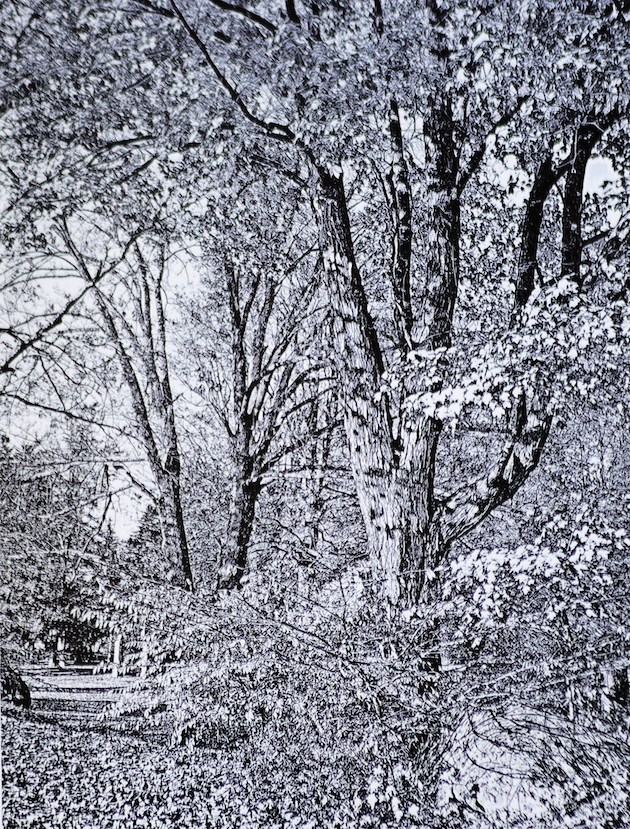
(0, 217), (145, 376)
(1, 393), (126, 432)
(168, 0), (293, 141)
(1, 282), (99, 375)
(457, 96), (530, 195)
(259, 417), (339, 478)
(61, 226), (165, 481)
(202, 0), (276, 32)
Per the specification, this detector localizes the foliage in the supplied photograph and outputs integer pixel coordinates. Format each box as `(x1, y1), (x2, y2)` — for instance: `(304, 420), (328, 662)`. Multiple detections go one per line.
(0, 431), (118, 662)
(2, 0), (630, 826)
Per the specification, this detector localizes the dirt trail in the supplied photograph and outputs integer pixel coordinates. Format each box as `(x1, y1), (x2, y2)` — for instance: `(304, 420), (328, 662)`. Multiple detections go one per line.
(19, 664), (136, 721)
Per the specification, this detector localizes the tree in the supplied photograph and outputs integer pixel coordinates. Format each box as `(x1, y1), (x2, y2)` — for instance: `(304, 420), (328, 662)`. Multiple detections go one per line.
(0, 174), (195, 589)
(0, 428), (114, 662)
(121, 0), (629, 605)
(3, 0), (629, 609)
(182, 168), (328, 589)
(55, 214), (195, 589)
(3, 3), (630, 823)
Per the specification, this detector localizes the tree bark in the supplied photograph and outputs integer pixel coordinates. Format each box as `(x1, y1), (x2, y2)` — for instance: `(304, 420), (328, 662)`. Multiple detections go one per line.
(217, 259), (259, 589)
(561, 122), (607, 287)
(218, 463), (261, 590)
(311, 88), (552, 607)
(313, 166), (446, 604)
(313, 166), (403, 600)
(513, 153), (558, 313)
(419, 90), (460, 351)
(388, 97), (414, 353)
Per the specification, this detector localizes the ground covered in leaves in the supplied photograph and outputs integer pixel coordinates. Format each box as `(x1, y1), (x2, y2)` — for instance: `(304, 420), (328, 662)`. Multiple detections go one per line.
(3, 706), (352, 829)
(3, 708), (232, 829)
(1, 704), (366, 829)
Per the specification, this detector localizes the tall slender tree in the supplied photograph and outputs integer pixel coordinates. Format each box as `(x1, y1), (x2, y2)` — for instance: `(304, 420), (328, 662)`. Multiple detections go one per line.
(56, 216), (195, 589)
(185, 174), (326, 589)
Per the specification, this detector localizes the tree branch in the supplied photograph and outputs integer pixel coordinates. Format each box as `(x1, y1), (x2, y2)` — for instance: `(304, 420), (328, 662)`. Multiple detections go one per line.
(285, 0), (300, 24)
(561, 110), (619, 287)
(202, 0), (276, 32)
(512, 153), (560, 313)
(387, 97), (414, 353)
(439, 392), (552, 549)
(457, 96), (530, 196)
(373, 0), (384, 35)
(168, 0), (293, 141)
(1, 223), (143, 375)
(1, 393), (126, 432)
(514, 108), (620, 314)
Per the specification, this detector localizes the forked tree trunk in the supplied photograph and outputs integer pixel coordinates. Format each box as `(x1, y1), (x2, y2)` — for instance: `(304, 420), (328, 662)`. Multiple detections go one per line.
(311, 75), (463, 606)
(314, 166), (450, 604)
(312, 84), (551, 606)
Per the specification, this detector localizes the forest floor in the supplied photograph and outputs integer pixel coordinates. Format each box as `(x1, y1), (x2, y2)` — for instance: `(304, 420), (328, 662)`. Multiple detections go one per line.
(1, 666), (244, 829)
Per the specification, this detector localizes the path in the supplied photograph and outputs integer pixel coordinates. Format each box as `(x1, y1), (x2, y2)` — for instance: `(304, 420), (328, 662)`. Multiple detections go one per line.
(19, 664), (136, 721)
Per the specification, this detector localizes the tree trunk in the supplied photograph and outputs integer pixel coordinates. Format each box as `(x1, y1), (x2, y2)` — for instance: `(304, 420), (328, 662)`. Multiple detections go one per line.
(313, 166), (448, 604)
(61, 231), (195, 591)
(314, 166), (405, 602)
(308, 9), (558, 607)
(561, 122), (608, 287)
(217, 259), (263, 590)
(155, 452), (194, 590)
(217, 459), (261, 590)
(92, 289), (194, 590)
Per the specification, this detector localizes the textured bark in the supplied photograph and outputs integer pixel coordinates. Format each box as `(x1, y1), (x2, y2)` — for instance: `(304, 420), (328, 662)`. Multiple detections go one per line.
(311, 80), (461, 604)
(217, 260), (260, 589)
(312, 86), (554, 606)
(314, 166), (402, 599)
(301, 393), (333, 562)
(561, 123), (606, 287)
(513, 154), (558, 312)
(151, 258), (194, 590)
(419, 91), (460, 349)
(314, 166), (444, 604)
(388, 98), (414, 353)
(216, 248), (321, 589)
(388, 418), (443, 604)
(218, 465), (261, 589)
